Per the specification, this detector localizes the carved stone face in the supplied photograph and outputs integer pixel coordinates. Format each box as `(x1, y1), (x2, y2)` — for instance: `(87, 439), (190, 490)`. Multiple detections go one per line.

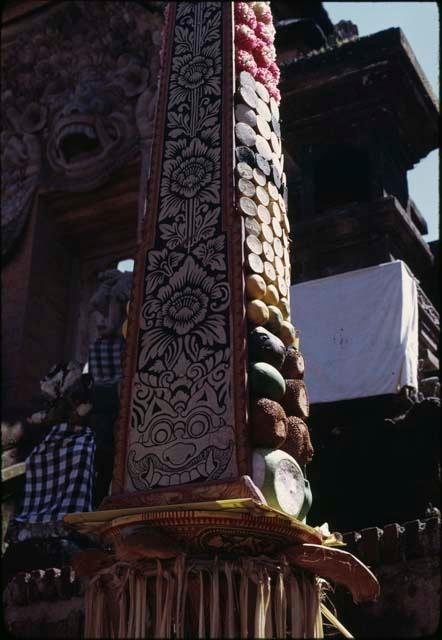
(126, 380), (236, 490)
(1, 1), (164, 260)
(46, 80), (131, 180)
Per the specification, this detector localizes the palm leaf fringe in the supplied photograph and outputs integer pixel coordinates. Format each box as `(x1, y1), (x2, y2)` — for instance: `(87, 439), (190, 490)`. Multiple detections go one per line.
(83, 554), (350, 638)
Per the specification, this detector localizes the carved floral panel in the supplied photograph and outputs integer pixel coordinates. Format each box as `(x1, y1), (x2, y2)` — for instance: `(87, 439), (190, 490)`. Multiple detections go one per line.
(124, 2), (240, 491)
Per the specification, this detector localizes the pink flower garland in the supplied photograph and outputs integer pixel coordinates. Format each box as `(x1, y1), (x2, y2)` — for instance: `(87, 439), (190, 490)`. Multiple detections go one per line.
(234, 1), (281, 104)
(236, 49), (258, 75)
(255, 21), (275, 45)
(235, 24), (258, 51)
(234, 2), (258, 30)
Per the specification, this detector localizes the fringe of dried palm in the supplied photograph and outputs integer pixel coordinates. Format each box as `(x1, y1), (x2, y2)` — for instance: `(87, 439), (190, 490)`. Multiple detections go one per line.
(83, 554), (332, 639)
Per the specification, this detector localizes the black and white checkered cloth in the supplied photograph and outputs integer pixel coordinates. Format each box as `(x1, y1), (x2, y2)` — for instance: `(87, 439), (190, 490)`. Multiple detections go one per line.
(88, 337), (124, 386)
(15, 423), (96, 524)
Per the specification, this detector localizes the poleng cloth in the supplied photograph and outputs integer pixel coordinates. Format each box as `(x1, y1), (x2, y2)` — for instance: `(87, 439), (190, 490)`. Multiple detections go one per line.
(15, 423), (95, 524)
(88, 337), (125, 386)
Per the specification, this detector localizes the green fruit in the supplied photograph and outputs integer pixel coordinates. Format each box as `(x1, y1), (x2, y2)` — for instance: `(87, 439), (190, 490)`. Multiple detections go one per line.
(249, 362), (286, 401)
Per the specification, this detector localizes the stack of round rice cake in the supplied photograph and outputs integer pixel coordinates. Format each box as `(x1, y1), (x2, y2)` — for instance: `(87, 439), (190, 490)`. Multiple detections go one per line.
(236, 76), (293, 320)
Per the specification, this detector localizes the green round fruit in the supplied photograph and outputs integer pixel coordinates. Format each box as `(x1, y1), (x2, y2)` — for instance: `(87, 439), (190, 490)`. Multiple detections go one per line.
(249, 362), (286, 401)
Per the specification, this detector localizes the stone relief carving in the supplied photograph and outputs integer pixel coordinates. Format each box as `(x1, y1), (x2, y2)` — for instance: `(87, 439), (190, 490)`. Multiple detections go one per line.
(1, 1), (165, 261)
(125, 2), (237, 491)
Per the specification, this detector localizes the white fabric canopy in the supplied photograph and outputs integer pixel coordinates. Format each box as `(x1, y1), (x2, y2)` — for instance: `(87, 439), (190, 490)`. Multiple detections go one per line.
(290, 261), (419, 403)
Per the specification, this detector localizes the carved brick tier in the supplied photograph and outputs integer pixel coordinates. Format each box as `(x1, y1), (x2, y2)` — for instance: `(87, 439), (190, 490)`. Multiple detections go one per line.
(342, 515), (440, 567)
(291, 196), (434, 284)
(279, 27), (438, 170)
(417, 284), (440, 376)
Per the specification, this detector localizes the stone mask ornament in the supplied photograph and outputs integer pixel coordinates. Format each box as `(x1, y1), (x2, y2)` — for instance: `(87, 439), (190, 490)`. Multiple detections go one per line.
(1, 1), (164, 262)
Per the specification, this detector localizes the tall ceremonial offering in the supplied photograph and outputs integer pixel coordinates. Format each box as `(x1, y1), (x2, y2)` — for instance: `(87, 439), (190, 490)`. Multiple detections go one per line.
(65, 4), (380, 637)
(111, 0), (249, 501)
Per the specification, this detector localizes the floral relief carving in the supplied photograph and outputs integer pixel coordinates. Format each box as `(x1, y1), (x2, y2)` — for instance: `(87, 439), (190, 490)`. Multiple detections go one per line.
(126, 2), (237, 491)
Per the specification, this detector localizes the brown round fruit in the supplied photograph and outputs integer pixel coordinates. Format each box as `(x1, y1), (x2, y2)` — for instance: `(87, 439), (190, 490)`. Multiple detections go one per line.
(281, 380), (309, 420)
(282, 416), (314, 466)
(281, 348), (305, 379)
(250, 398), (288, 448)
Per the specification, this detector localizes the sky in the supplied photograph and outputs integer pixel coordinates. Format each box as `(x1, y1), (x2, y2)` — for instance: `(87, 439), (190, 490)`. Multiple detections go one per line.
(324, 2), (439, 242)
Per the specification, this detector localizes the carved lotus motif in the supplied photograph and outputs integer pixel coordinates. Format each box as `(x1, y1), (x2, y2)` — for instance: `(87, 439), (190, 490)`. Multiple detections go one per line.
(171, 47), (220, 105)
(177, 54), (214, 90)
(139, 255), (229, 369)
(161, 138), (219, 215)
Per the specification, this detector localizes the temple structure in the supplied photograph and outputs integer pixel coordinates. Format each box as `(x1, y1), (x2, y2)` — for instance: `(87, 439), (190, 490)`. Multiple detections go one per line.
(277, 10), (440, 638)
(1, 1), (439, 638)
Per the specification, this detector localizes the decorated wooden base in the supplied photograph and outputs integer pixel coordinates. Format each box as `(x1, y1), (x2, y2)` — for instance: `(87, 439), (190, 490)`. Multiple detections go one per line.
(69, 503), (379, 639)
(100, 510), (322, 556)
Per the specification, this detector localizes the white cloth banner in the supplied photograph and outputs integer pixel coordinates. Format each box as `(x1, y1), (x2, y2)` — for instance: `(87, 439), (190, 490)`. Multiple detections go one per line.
(290, 261), (419, 403)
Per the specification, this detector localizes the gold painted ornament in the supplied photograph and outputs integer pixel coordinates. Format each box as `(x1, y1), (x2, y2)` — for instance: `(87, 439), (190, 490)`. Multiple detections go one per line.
(262, 240), (275, 263)
(259, 222), (274, 244)
(252, 167), (267, 187)
(278, 298), (291, 320)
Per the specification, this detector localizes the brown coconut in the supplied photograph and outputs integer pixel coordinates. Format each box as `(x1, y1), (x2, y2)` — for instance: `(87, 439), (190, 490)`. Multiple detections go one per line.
(281, 348), (305, 380)
(281, 379), (309, 420)
(250, 398), (288, 448)
(283, 416), (314, 466)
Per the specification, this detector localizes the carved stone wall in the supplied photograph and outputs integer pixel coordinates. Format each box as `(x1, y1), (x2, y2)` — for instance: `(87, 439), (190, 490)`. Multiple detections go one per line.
(1, 2), (164, 418)
(1, 1), (164, 261)
(335, 515), (441, 638)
